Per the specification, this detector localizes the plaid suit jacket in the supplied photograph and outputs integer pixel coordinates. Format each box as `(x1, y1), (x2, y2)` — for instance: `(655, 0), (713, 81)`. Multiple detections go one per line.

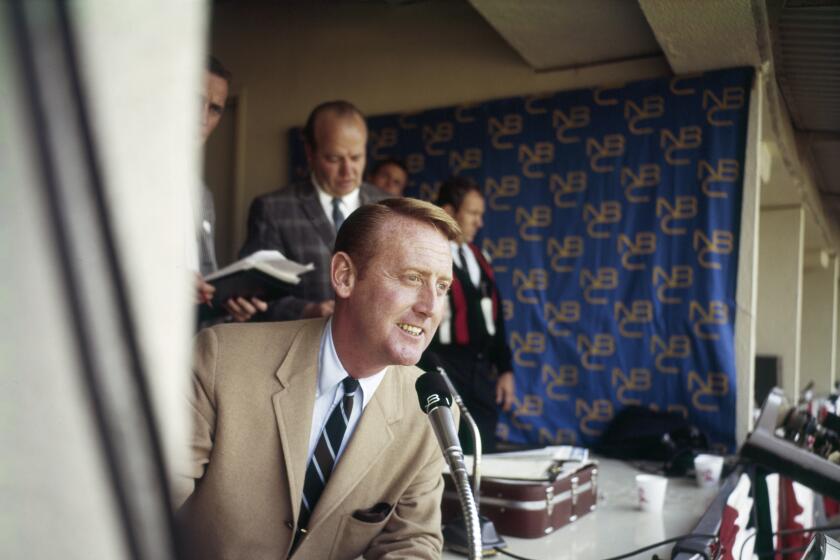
(239, 179), (388, 320)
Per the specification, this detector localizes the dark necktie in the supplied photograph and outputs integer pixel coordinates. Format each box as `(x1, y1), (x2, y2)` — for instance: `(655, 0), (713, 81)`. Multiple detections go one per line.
(298, 376), (360, 530)
(332, 197), (345, 232)
(458, 244), (469, 271)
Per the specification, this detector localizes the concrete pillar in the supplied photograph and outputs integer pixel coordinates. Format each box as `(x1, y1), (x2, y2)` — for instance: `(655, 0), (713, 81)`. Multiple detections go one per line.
(734, 72), (764, 445)
(801, 253), (839, 395)
(830, 256), (838, 392)
(832, 257), (838, 392)
(756, 205), (805, 400)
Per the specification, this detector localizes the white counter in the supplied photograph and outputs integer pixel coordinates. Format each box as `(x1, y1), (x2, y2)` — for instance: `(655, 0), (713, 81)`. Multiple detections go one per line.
(442, 457), (719, 560)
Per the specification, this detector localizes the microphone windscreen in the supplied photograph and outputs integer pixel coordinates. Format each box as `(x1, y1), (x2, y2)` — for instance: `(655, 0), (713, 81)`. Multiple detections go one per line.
(415, 370), (452, 414)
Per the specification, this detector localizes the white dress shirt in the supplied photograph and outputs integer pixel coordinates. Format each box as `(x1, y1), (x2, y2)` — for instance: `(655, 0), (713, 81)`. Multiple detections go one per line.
(306, 318), (386, 465)
(450, 241), (481, 287)
(311, 174), (362, 227)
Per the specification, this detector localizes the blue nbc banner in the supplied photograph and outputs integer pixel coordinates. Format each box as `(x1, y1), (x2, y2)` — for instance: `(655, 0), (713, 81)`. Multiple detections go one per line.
(290, 68), (753, 451)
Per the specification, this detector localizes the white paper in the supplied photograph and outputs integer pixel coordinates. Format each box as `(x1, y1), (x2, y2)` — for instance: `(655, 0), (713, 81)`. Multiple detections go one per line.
(442, 447), (592, 481)
(205, 250), (314, 283)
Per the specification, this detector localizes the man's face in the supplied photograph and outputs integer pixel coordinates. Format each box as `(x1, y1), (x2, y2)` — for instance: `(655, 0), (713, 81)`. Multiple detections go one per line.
(306, 111), (367, 197)
(201, 71), (229, 142)
(453, 190), (485, 243)
(340, 217), (452, 375)
(370, 163), (408, 197)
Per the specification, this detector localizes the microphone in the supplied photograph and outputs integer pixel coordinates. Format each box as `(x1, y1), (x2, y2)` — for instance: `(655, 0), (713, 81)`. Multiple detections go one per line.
(415, 371), (481, 560)
(415, 371), (460, 456)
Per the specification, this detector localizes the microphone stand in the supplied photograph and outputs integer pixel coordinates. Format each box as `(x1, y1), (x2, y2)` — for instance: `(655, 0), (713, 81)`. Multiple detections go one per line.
(436, 367), (506, 556)
(438, 367), (483, 503)
(433, 407), (481, 560)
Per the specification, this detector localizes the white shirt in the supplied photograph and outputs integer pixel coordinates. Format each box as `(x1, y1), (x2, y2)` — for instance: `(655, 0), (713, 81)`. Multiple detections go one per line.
(306, 319), (386, 465)
(311, 173), (362, 227)
(450, 241), (481, 287)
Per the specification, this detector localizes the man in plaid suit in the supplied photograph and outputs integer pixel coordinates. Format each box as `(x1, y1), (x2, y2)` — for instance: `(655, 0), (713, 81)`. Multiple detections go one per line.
(239, 100), (388, 321)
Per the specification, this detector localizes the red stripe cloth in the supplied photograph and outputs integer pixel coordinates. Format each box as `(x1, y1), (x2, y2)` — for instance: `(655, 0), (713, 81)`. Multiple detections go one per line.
(468, 244), (498, 320)
(450, 277), (469, 345)
(777, 477), (807, 560)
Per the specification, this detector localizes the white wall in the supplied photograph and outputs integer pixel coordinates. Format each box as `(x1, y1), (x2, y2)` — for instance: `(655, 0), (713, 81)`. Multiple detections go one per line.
(756, 206), (805, 398)
(801, 256), (838, 394)
(837, 288), (840, 388)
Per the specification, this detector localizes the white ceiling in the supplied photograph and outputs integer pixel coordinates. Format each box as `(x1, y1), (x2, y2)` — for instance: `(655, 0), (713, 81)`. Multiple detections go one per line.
(468, 0), (661, 71)
(468, 0), (763, 73)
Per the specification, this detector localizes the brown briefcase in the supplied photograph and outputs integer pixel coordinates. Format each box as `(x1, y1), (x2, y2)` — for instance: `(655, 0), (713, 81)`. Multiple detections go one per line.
(441, 462), (599, 539)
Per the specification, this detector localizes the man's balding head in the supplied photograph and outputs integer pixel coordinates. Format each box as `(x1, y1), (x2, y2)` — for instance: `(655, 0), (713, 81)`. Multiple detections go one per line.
(303, 101), (368, 197)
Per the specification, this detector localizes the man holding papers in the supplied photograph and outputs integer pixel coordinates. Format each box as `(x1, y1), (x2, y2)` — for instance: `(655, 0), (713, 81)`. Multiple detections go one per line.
(202, 250), (314, 308)
(194, 56), (267, 322)
(177, 198), (460, 559)
(239, 100), (388, 321)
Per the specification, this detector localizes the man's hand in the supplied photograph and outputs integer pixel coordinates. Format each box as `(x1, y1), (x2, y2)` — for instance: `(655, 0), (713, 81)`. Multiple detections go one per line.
(495, 371), (516, 412)
(301, 300), (335, 319)
(195, 273), (216, 306)
(223, 297), (268, 322)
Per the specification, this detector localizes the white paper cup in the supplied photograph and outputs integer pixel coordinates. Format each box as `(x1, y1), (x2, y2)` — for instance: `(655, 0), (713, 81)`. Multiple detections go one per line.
(694, 454), (724, 488)
(635, 474), (667, 513)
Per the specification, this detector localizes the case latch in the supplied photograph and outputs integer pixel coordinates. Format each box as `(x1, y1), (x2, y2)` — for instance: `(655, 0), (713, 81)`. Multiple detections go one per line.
(569, 476), (580, 522)
(545, 485), (554, 515)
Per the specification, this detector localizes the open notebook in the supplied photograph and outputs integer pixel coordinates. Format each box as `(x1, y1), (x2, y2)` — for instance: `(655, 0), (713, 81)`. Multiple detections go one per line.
(203, 250), (314, 312)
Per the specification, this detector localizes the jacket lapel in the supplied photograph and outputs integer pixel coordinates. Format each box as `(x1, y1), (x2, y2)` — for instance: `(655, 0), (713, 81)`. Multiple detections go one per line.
(297, 180), (336, 247)
(271, 318), (327, 522)
(306, 366), (404, 530)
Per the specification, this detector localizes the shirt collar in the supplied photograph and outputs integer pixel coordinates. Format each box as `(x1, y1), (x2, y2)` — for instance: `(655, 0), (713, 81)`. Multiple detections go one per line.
(318, 318), (386, 409)
(311, 173), (361, 210)
(450, 241), (469, 265)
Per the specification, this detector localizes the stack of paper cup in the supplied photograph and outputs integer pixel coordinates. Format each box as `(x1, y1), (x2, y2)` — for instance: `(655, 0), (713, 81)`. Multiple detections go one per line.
(694, 454), (724, 488)
(635, 474), (668, 513)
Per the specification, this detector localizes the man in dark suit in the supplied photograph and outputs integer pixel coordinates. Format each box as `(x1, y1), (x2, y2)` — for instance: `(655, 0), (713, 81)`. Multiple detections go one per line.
(420, 177), (516, 454)
(177, 199), (461, 559)
(240, 100), (388, 321)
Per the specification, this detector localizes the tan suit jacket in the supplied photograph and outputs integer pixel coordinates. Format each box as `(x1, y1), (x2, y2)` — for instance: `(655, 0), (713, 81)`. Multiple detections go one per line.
(176, 319), (445, 559)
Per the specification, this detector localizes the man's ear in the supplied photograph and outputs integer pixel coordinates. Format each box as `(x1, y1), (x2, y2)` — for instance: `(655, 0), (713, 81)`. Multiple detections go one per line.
(331, 252), (356, 298)
(442, 203), (456, 218)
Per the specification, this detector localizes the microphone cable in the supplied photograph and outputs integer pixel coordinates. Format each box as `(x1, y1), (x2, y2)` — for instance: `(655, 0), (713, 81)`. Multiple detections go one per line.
(490, 523), (840, 560)
(491, 532), (719, 560)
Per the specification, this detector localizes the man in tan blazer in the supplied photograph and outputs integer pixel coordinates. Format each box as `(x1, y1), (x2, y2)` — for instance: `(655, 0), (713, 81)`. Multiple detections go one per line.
(176, 198), (461, 559)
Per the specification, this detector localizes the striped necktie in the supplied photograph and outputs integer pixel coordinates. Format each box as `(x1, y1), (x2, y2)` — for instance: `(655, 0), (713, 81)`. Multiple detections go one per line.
(298, 376), (360, 530)
(332, 197), (345, 232)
